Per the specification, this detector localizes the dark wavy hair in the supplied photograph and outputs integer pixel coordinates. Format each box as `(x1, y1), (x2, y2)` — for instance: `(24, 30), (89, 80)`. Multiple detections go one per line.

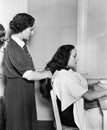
(40, 44), (75, 100)
(9, 13), (35, 34)
(0, 24), (5, 47)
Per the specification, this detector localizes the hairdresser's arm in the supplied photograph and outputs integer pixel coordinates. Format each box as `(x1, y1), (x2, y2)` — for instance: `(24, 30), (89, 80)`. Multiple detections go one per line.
(22, 70), (52, 81)
(83, 88), (107, 101)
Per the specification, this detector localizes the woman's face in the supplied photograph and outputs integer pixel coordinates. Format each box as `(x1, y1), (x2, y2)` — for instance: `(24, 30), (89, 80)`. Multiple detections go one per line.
(22, 25), (35, 40)
(67, 49), (77, 70)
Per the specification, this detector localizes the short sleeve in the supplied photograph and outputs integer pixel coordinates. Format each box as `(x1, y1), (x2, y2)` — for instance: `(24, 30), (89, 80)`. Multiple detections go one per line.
(3, 41), (35, 78)
(10, 51), (34, 75)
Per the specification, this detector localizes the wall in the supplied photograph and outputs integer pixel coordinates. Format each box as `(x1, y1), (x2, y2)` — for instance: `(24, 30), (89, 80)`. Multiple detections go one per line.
(28, 0), (78, 120)
(86, 0), (107, 78)
(0, 0), (27, 31)
(76, 0), (107, 79)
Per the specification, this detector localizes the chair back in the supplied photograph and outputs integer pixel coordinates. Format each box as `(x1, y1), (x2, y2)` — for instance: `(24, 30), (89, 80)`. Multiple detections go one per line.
(50, 89), (63, 130)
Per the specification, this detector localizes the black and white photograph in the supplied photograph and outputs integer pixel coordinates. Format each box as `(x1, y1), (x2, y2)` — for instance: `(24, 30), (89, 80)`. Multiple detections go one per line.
(0, 0), (107, 130)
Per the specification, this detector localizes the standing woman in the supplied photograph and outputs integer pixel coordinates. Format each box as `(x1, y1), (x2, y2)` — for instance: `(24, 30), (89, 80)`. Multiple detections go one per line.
(3, 13), (52, 130)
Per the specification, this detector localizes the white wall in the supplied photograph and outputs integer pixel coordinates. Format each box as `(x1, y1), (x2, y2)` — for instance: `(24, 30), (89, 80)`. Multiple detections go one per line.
(76, 0), (107, 79)
(0, 0), (27, 31)
(28, 0), (78, 120)
(86, 0), (107, 78)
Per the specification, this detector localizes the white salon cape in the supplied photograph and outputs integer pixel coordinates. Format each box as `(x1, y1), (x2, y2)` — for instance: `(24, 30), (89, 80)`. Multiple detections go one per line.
(51, 69), (88, 130)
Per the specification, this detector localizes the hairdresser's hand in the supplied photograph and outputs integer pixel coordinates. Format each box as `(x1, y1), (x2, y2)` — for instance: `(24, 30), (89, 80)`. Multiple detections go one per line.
(46, 71), (52, 79)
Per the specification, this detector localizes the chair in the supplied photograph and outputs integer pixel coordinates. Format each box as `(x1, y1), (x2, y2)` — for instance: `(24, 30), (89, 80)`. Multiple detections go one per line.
(50, 89), (63, 130)
(50, 89), (79, 130)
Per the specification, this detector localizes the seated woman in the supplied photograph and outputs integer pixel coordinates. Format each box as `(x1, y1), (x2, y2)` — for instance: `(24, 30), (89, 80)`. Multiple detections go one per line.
(40, 44), (107, 130)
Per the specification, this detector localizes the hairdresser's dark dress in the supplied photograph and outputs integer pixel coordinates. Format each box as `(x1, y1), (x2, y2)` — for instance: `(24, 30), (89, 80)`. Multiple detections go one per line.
(3, 38), (38, 130)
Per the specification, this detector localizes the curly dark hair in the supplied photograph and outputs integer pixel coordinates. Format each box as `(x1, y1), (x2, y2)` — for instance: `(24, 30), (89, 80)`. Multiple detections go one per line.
(40, 44), (75, 100)
(0, 23), (5, 47)
(9, 13), (35, 34)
